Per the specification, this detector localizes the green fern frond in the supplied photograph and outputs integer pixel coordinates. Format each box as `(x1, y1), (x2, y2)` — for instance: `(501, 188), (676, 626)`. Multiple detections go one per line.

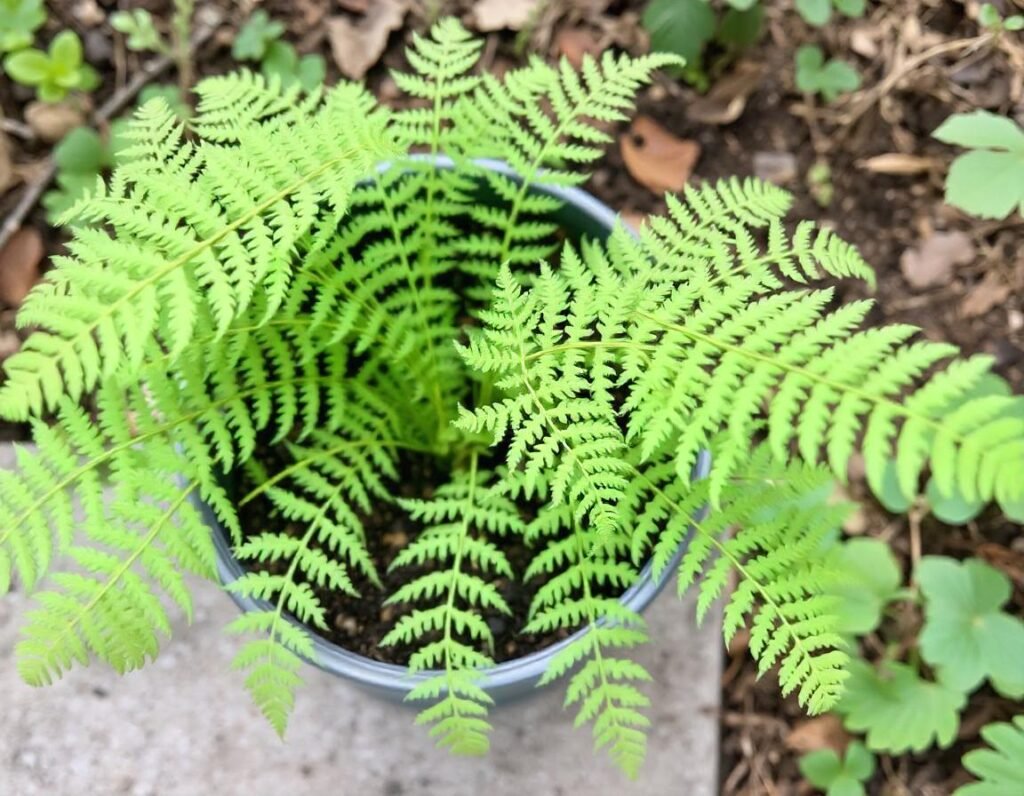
(381, 457), (523, 756)
(523, 497), (651, 779)
(0, 78), (396, 422)
(622, 446), (851, 714)
(457, 263), (630, 538)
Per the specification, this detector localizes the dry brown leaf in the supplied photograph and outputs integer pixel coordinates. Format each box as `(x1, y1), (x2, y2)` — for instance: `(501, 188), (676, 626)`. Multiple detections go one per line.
(961, 272), (1011, 318)
(0, 133), (16, 194)
(327, 0), (407, 80)
(687, 61), (764, 126)
(786, 715), (851, 755)
(336, 0), (369, 11)
(25, 101), (86, 143)
(0, 227), (44, 307)
(857, 153), (939, 176)
(621, 116), (700, 194)
(899, 230), (975, 290)
(470, 0), (539, 32)
(555, 28), (602, 69)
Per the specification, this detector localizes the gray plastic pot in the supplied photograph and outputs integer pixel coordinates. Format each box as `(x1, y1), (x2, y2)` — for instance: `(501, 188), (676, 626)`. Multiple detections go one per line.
(207, 157), (711, 705)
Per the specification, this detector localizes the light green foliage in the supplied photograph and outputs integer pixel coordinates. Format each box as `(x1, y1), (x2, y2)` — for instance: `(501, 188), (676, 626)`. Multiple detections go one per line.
(917, 557), (1024, 697)
(3, 30), (100, 102)
(233, 10), (285, 61)
(642, 0), (763, 88)
(232, 10), (324, 92)
(0, 0), (45, 53)
(837, 660), (965, 753)
(827, 538), (901, 636)
(1, 18), (1022, 777)
(795, 45), (860, 102)
(934, 110), (1024, 219)
(978, 3), (1024, 33)
(110, 9), (167, 54)
(796, 0), (865, 27)
(956, 716), (1024, 796)
(382, 461), (522, 755)
(799, 741), (875, 796)
(44, 87), (188, 224)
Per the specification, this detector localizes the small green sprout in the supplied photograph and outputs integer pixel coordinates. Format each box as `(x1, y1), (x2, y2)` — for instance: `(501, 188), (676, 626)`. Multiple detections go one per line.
(3, 30), (100, 102)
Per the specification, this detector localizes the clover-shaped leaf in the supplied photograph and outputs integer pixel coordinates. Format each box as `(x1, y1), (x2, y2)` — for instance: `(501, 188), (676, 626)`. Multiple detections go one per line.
(918, 556), (1024, 695)
(110, 9), (167, 54)
(837, 659), (965, 753)
(795, 0), (865, 27)
(3, 30), (99, 102)
(0, 0), (45, 53)
(233, 10), (286, 62)
(828, 539), (902, 636)
(795, 45), (861, 102)
(934, 111), (1024, 219)
(799, 741), (875, 796)
(956, 716), (1024, 796)
(260, 41), (326, 92)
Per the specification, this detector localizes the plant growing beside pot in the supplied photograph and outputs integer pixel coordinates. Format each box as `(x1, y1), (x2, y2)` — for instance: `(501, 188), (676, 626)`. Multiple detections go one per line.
(0, 19), (1021, 778)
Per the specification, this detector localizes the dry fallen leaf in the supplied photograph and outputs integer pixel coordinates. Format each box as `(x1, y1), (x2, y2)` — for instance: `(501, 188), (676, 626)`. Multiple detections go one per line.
(621, 116), (700, 194)
(470, 0), (540, 32)
(899, 230), (975, 290)
(961, 272), (1011, 318)
(327, 0), (407, 80)
(786, 715), (851, 755)
(25, 101), (86, 143)
(555, 28), (602, 69)
(336, 0), (369, 11)
(857, 153), (938, 176)
(0, 227), (44, 307)
(687, 61), (764, 126)
(0, 133), (16, 194)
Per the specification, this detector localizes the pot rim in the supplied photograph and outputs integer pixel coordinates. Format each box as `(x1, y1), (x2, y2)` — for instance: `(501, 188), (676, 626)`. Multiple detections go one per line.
(205, 156), (711, 696)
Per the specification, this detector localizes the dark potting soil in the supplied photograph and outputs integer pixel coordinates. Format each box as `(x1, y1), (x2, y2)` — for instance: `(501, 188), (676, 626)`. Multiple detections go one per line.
(236, 447), (594, 666)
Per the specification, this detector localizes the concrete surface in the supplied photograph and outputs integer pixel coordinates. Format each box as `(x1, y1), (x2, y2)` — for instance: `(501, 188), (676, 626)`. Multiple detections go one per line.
(0, 445), (722, 796)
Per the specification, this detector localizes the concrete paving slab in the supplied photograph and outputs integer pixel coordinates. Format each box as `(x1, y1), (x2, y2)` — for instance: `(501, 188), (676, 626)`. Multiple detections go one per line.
(0, 445), (722, 796)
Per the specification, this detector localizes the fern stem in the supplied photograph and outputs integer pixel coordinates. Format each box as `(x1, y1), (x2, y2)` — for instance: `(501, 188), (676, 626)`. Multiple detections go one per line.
(524, 340), (653, 362)
(441, 453), (478, 685)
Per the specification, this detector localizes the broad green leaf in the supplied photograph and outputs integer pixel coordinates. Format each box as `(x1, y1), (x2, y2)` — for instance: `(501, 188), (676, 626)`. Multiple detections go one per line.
(642, 0), (715, 65)
(799, 742), (875, 796)
(944, 149), (1024, 219)
(833, 0), (866, 17)
(837, 659), (965, 753)
(0, 0), (46, 54)
(49, 30), (82, 70)
(917, 556), (1024, 693)
(110, 9), (165, 53)
(233, 9), (285, 61)
(998, 495), (1024, 523)
(956, 716), (1024, 796)
(828, 538), (902, 635)
(934, 110), (1024, 151)
(795, 45), (860, 102)
(3, 48), (48, 82)
(925, 478), (984, 525)
(718, 4), (764, 50)
(53, 127), (107, 173)
(795, 0), (832, 26)
(866, 458), (912, 513)
(725, 0), (759, 9)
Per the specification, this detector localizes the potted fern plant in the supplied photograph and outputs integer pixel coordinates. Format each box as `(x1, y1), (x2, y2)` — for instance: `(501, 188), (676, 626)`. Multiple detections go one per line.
(1, 19), (1021, 778)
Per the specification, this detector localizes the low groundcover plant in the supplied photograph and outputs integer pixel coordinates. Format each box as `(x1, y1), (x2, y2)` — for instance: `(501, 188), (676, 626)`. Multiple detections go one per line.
(0, 19), (1021, 778)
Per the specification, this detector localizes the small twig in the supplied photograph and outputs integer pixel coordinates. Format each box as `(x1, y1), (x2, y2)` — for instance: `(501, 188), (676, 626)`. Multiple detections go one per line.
(0, 118), (35, 141)
(838, 34), (993, 133)
(0, 11), (222, 252)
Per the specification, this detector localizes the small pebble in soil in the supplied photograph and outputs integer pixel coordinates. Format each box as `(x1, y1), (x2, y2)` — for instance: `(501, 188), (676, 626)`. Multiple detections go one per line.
(334, 615), (359, 635)
(753, 151), (798, 185)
